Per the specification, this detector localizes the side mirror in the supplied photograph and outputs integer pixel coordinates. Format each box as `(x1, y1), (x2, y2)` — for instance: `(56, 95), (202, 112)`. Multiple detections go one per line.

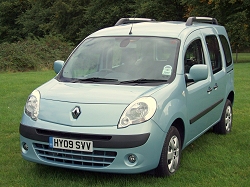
(186, 64), (208, 82)
(54, 60), (64, 74)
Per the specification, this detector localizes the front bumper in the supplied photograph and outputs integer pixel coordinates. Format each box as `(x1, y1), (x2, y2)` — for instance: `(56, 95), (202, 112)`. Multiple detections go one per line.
(19, 120), (166, 174)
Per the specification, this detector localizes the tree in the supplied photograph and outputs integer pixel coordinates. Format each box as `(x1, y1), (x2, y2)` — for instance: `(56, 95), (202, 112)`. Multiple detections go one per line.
(135, 0), (185, 21)
(1, 0), (250, 53)
(47, 0), (90, 43)
(77, 0), (185, 42)
(16, 0), (90, 43)
(16, 0), (55, 39)
(181, 0), (250, 55)
(226, 11), (249, 62)
(0, 0), (31, 43)
(77, 0), (136, 42)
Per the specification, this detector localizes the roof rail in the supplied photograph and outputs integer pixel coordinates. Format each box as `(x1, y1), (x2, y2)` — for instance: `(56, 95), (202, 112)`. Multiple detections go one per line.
(186, 17), (218, 26)
(115, 18), (156, 26)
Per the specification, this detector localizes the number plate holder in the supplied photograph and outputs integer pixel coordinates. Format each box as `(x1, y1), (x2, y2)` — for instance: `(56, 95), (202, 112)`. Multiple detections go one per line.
(49, 137), (93, 152)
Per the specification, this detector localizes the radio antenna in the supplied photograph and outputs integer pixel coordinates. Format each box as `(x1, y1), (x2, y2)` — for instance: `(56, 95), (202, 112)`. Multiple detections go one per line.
(129, 14), (136, 35)
(129, 24), (133, 35)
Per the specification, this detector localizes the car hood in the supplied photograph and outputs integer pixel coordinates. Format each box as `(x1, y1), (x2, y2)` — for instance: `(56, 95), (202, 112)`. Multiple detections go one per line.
(37, 79), (165, 127)
(39, 79), (162, 103)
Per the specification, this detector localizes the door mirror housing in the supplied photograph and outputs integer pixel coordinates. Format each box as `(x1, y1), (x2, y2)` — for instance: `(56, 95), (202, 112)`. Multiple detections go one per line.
(54, 60), (64, 74)
(186, 64), (208, 82)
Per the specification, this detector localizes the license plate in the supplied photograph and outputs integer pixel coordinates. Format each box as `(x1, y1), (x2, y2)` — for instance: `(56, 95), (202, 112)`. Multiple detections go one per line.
(49, 137), (93, 152)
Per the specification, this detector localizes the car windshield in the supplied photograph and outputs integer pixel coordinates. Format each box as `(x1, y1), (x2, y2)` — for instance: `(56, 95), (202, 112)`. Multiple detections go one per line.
(58, 36), (180, 85)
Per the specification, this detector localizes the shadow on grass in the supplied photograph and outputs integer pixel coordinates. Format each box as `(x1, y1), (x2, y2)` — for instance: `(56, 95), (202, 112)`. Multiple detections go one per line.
(31, 163), (157, 186)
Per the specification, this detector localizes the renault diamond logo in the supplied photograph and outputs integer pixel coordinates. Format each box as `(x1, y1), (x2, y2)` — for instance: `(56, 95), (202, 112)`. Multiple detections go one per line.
(71, 106), (81, 119)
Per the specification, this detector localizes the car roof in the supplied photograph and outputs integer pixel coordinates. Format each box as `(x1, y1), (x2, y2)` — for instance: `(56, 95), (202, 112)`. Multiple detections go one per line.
(87, 17), (226, 39)
(89, 21), (186, 38)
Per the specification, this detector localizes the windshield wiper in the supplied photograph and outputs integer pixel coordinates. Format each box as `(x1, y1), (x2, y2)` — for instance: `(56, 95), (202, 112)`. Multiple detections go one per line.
(70, 77), (118, 83)
(119, 79), (167, 84)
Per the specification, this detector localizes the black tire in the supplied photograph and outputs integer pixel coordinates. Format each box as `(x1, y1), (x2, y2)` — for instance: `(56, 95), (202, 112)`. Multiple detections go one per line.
(213, 99), (233, 134)
(155, 126), (181, 177)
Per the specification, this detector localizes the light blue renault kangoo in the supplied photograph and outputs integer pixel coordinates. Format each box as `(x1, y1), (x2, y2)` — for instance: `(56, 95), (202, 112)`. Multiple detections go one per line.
(20, 17), (234, 177)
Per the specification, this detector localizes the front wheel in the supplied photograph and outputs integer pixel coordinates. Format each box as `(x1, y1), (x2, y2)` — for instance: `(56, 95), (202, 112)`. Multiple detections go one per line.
(213, 99), (233, 134)
(155, 126), (181, 177)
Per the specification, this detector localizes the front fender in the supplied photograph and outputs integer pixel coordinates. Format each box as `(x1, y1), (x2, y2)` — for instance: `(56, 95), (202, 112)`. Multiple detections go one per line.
(154, 97), (187, 133)
(151, 74), (187, 133)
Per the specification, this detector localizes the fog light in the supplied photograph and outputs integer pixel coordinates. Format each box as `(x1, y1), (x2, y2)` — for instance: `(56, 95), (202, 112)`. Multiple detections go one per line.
(128, 154), (137, 163)
(23, 143), (28, 151)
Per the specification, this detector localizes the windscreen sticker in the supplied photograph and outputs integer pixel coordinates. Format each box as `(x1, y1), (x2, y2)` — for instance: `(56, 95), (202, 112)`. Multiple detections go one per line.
(162, 65), (172, 76)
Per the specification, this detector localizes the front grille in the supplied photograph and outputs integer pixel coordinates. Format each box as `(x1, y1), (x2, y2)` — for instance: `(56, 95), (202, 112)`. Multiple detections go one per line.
(33, 143), (117, 168)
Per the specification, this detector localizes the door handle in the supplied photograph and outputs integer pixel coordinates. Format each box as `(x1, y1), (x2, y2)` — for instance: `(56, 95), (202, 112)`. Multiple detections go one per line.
(207, 86), (213, 94)
(213, 83), (218, 90)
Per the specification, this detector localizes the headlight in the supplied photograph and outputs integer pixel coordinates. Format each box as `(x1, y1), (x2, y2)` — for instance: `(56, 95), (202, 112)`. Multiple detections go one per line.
(25, 90), (40, 121)
(118, 97), (157, 128)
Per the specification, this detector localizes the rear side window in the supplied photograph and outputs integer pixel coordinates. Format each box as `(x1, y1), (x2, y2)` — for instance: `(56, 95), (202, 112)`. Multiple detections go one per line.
(205, 35), (222, 74)
(219, 35), (233, 67)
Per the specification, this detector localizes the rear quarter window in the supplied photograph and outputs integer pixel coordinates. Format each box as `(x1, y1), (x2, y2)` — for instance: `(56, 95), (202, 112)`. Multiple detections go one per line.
(219, 35), (233, 67)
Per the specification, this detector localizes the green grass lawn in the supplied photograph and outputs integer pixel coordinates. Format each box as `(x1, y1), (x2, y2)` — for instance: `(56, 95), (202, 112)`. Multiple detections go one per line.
(233, 52), (250, 63)
(0, 63), (250, 187)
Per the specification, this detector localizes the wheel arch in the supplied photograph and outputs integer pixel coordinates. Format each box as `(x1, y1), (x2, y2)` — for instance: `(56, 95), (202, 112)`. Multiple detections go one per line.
(227, 91), (234, 105)
(171, 118), (185, 149)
